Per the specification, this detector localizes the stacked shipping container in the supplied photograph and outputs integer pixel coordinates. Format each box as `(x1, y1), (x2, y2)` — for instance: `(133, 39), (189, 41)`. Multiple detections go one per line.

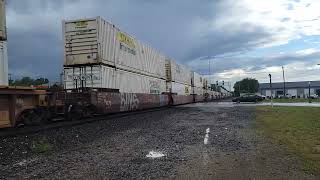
(165, 59), (192, 96)
(0, 41), (7, 86)
(192, 72), (205, 102)
(62, 16), (227, 108)
(64, 65), (166, 94)
(63, 17), (166, 94)
(0, 0), (7, 86)
(192, 72), (203, 95)
(0, 0), (6, 41)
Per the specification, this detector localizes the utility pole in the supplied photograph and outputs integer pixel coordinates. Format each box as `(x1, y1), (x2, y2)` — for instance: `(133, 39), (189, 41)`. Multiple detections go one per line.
(8, 73), (12, 85)
(282, 66), (286, 98)
(269, 74), (273, 107)
(208, 58), (211, 86)
(309, 81), (311, 103)
(60, 72), (64, 87)
(238, 83), (241, 97)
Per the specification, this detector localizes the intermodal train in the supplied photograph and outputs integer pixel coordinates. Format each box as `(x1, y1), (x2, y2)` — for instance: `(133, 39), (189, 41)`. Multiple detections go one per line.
(0, 17), (231, 129)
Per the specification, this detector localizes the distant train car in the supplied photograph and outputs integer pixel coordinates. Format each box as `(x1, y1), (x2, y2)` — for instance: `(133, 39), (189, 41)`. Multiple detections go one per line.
(165, 59), (194, 105)
(192, 72), (205, 102)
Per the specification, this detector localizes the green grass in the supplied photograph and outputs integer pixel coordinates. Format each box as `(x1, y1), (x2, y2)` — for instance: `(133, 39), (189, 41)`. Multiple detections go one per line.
(264, 98), (320, 103)
(255, 106), (320, 174)
(32, 140), (53, 153)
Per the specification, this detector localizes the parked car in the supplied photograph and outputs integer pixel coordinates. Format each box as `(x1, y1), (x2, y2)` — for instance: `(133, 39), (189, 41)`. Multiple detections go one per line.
(232, 94), (264, 103)
(278, 94), (292, 99)
(309, 94), (319, 99)
(259, 95), (266, 99)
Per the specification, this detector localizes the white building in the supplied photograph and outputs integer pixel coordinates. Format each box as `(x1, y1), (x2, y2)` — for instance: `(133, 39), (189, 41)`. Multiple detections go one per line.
(259, 81), (320, 98)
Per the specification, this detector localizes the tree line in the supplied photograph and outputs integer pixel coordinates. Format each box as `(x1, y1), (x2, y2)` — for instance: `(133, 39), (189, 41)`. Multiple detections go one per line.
(9, 77), (49, 87)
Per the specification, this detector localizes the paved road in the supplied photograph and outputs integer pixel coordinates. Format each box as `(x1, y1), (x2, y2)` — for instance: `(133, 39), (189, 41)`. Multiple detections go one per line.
(0, 103), (317, 179)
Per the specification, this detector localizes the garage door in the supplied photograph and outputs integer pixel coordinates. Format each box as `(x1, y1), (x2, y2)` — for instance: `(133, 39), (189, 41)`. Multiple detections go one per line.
(287, 89), (297, 97)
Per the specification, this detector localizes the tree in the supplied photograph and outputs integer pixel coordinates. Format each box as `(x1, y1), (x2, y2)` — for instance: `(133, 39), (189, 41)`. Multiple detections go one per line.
(10, 76), (49, 87)
(233, 78), (259, 96)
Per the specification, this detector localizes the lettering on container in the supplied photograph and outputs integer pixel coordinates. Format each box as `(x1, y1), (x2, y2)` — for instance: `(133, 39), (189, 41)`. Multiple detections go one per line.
(185, 85), (189, 94)
(16, 98), (24, 109)
(97, 94), (110, 111)
(74, 21), (88, 29)
(117, 32), (136, 55)
(120, 43), (136, 55)
(66, 74), (100, 81)
(103, 100), (112, 110)
(117, 32), (135, 48)
(120, 93), (139, 111)
(150, 80), (160, 94)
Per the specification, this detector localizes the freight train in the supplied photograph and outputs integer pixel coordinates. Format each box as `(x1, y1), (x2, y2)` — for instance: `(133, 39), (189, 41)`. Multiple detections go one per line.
(0, 17), (231, 129)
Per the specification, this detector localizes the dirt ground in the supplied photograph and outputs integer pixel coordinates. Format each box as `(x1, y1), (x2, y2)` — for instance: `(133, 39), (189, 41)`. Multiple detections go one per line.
(0, 102), (318, 179)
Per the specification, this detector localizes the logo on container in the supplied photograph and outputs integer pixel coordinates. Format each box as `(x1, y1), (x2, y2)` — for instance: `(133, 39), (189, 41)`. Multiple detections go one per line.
(74, 21), (89, 29)
(117, 32), (136, 49)
(185, 85), (189, 94)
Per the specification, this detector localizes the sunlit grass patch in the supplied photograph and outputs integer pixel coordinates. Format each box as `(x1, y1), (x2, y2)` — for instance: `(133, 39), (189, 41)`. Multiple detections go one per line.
(264, 98), (320, 103)
(255, 106), (320, 174)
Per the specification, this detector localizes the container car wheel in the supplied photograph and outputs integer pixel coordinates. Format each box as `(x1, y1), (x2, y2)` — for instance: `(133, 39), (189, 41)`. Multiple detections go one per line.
(18, 109), (48, 126)
(83, 105), (97, 118)
(67, 104), (84, 121)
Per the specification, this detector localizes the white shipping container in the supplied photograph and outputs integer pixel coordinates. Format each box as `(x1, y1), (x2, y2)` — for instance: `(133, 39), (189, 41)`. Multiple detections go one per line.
(192, 87), (203, 95)
(64, 65), (166, 94)
(202, 77), (209, 90)
(192, 72), (203, 88)
(170, 82), (192, 95)
(0, 41), (8, 86)
(166, 59), (192, 85)
(0, 0), (6, 40)
(64, 65), (116, 90)
(63, 17), (166, 79)
(115, 69), (166, 94)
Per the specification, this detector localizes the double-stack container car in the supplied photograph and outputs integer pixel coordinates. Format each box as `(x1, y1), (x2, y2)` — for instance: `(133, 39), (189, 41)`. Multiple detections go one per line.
(62, 17), (170, 114)
(0, 15), (231, 129)
(192, 72), (205, 102)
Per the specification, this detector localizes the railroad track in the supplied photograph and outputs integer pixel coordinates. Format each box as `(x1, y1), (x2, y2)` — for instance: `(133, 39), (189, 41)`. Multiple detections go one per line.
(0, 107), (171, 137)
(0, 99), (231, 137)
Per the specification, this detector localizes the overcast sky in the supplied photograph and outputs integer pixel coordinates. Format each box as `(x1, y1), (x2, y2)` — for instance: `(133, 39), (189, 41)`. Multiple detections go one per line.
(6, 0), (320, 85)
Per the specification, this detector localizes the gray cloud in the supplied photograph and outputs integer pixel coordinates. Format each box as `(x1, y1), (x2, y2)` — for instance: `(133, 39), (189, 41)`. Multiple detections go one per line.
(5, 0), (318, 82)
(188, 50), (320, 75)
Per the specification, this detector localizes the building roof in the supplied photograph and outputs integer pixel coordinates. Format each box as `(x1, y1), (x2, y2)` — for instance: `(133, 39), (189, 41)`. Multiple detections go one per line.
(260, 81), (320, 89)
